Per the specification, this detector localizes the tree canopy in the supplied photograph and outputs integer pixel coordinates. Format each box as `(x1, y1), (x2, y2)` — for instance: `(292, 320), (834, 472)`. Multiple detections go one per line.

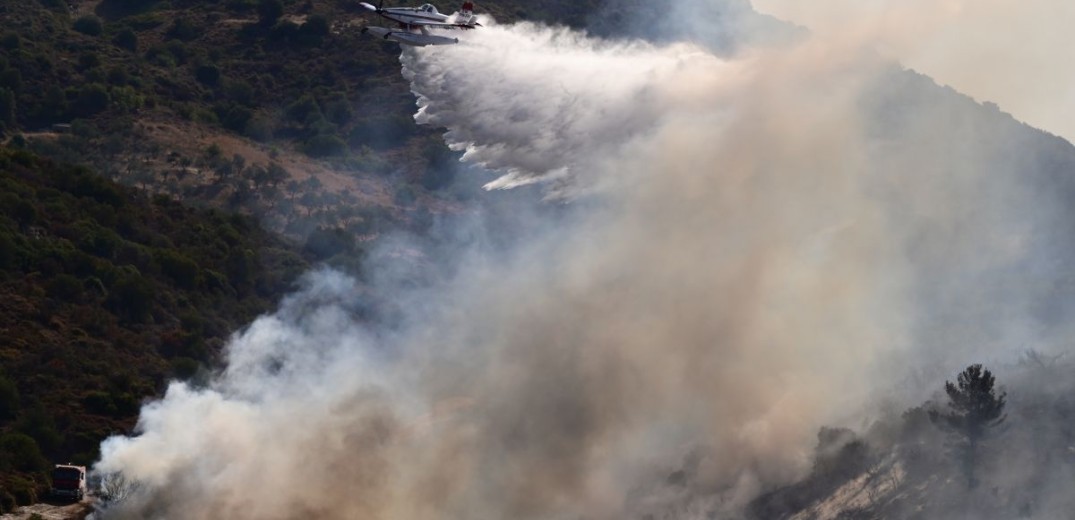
(930, 363), (1006, 488)
(931, 363), (1006, 442)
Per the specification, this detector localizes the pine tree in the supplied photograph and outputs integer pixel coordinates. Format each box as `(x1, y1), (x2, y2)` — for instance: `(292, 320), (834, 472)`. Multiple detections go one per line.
(930, 364), (1006, 488)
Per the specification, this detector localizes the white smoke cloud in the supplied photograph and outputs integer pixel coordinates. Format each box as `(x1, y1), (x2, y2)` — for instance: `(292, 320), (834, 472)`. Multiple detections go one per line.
(93, 3), (1075, 519)
(407, 23), (722, 191)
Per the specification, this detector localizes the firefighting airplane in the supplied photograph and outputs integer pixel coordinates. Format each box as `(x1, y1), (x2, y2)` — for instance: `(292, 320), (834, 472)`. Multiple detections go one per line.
(359, 1), (481, 46)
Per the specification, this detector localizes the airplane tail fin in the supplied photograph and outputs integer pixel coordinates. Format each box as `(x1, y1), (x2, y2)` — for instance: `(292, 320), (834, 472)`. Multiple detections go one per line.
(461, 1), (474, 14)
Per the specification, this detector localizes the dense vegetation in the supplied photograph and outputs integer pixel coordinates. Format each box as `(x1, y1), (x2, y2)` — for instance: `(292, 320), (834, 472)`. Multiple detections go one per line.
(1, 0), (443, 238)
(0, 0), (617, 511)
(0, 0), (607, 239)
(0, 147), (311, 509)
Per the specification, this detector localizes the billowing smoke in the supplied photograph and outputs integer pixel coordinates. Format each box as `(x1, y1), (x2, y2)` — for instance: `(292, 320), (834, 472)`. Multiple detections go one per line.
(93, 1), (1075, 519)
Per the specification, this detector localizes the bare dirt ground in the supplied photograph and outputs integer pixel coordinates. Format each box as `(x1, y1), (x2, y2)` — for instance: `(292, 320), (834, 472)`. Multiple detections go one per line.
(0, 498), (93, 520)
(138, 118), (399, 207)
(131, 117), (468, 229)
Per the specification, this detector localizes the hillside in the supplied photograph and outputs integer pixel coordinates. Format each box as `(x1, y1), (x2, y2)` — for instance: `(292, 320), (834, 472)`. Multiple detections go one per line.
(741, 59), (1075, 520)
(749, 358), (1075, 520)
(4, 0), (1075, 518)
(1, 0), (453, 240)
(0, 0), (612, 511)
(0, 0), (618, 242)
(0, 147), (313, 510)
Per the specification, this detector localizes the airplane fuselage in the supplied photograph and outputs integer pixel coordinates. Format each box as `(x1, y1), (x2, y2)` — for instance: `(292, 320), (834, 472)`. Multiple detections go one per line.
(360, 3), (456, 28)
(358, 2), (478, 46)
(381, 7), (451, 26)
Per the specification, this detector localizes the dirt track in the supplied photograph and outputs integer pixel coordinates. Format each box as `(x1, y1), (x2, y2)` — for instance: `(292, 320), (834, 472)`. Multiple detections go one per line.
(0, 498), (93, 520)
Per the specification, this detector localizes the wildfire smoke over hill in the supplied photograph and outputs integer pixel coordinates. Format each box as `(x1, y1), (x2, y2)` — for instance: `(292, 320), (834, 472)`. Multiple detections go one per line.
(93, 2), (1075, 519)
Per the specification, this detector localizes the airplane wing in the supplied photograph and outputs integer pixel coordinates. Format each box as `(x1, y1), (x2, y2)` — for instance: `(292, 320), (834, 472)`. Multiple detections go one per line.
(363, 26), (459, 46)
(406, 19), (481, 29)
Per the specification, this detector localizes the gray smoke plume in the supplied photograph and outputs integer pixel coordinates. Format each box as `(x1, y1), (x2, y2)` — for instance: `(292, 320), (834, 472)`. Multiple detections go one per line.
(93, 2), (1075, 519)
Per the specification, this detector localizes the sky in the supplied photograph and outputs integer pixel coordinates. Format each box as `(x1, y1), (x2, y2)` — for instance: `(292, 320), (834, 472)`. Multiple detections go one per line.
(753, 0), (1075, 143)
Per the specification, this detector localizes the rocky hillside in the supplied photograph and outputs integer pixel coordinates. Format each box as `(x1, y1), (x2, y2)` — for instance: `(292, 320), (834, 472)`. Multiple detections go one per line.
(751, 357), (1075, 519)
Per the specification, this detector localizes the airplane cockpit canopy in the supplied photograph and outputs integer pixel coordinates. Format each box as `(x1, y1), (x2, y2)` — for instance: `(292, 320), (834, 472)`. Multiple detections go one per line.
(420, 4), (438, 13)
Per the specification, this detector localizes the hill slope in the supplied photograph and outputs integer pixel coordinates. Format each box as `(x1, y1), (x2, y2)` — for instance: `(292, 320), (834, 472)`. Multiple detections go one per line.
(0, 147), (309, 510)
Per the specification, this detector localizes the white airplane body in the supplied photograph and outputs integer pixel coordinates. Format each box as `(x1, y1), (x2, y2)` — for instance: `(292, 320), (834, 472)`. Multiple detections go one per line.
(359, 1), (480, 46)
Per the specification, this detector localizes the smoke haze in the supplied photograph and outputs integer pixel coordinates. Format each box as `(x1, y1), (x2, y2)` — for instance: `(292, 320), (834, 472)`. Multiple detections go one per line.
(753, 0), (1075, 143)
(93, 1), (1075, 519)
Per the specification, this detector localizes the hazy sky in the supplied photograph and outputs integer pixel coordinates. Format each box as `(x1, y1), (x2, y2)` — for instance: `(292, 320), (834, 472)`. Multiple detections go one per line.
(753, 0), (1075, 143)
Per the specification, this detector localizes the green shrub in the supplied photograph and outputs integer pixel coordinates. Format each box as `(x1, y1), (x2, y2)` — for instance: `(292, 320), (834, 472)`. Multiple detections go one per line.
(303, 227), (354, 259)
(166, 17), (200, 41)
(16, 408), (62, 453)
(0, 88), (14, 127)
(0, 489), (14, 513)
(45, 273), (83, 300)
(113, 28), (138, 51)
(38, 0), (68, 10)
(155, 249), (200, 289)
(73, 15), (104, 36)
(78, 224), (123, 259)
(124, 11), (168, 30)
(8, 478), (37, 506)
(72, 84), (110, 118)
(83, 391), (116, 416)
(191, 108), (219, 126)
(111, 392), (140, 416)
(0, 69), (21, 94)
(110, 85), (145, 112)
(285, 94), (321, 124)
(107, 66), (130, 86)
(194, 64), (220, 86)
(11, 199), (37, 227)
(165, 40), (189, 65)
(0, 375), (18, 422)
(215, 103), (252, 133)
(257, 0), (283, 26)
(83, 276), (108, 298)
(0, 232), (14, 271)
(303, 134), (346, 158)
(296, 14), (330, 46)
(77, 51), (101, 71)
(224, 248), (254, 290)
(243, 115), (274, 142)
(224, 79), (254, 106)
(226, 0), (257, 11)
(99, 0), (161, 17)
(108, 272), (154, 322)
(0, 33), (19, 50)
(0, 433), (47, 473)
(323, 94), (353, 126)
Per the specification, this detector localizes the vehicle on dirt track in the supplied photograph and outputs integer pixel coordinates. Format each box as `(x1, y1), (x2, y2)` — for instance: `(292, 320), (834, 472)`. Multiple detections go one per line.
(50, 464), (87, 501)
